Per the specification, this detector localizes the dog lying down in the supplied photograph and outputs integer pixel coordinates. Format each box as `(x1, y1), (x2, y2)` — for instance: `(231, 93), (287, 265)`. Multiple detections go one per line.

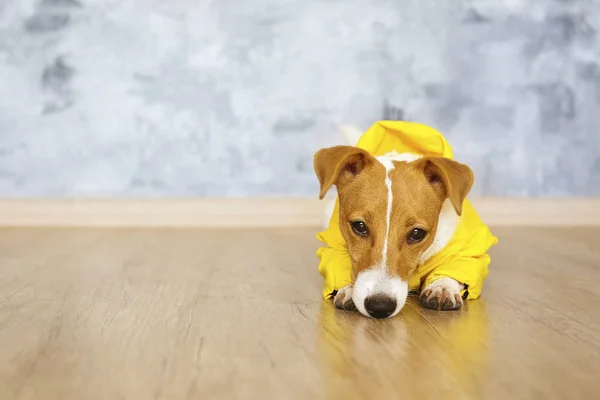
(314, 121), (498, 319)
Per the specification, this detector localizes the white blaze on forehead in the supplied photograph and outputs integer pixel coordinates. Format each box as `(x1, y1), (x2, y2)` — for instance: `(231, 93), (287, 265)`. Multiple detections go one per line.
(381, 152), (421, 164)
(374, 155), (394, 268)
(373, 152), (421, 269)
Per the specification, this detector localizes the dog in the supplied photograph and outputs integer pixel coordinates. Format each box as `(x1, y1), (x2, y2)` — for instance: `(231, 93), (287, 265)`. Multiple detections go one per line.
(314, 121), (497, 319)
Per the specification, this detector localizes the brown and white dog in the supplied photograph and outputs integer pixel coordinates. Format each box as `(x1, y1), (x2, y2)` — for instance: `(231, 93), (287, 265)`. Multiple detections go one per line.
(314, 140), (474, 318)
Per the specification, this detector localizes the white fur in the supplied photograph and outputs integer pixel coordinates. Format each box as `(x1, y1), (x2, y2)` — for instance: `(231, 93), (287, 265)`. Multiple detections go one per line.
(424, 277), (464, 293)
(353, 269), (408, 318)
(421, 277), (464, 309)
(373, 154), (396, 269)
(333, 284), (354, 308)
(420, 198), (460, 263)
(379, 151), (421, 164)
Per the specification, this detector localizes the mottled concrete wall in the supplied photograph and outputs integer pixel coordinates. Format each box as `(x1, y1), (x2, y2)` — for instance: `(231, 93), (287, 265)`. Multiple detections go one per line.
(1, 0), (599, 197)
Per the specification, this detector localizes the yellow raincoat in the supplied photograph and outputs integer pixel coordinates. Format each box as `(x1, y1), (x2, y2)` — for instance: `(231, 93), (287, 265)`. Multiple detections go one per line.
(316, 121), (498, 300)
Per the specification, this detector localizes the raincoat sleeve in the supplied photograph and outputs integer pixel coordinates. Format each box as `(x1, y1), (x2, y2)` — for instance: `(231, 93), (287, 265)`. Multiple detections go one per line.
(316, 199), (353, 299)
(422, 203), (498, 300)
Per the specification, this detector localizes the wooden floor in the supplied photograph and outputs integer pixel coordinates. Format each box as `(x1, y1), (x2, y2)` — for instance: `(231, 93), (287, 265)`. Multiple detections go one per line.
(0, 227), (599, 399)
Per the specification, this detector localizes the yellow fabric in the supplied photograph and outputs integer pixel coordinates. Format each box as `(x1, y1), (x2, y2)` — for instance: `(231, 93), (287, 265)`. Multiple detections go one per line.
(316, 120), (498, 300)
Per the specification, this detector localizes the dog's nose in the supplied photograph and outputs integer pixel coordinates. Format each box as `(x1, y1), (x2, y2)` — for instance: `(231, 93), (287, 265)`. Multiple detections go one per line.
(364, 294), (397, 319)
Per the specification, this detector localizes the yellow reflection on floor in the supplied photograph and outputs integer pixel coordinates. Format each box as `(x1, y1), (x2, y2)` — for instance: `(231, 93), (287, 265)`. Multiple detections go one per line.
(318, 295), (490, 399)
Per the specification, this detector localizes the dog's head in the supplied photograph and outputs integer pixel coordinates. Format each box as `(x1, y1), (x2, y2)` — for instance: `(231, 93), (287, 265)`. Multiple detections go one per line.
(314, 146), (473, 318)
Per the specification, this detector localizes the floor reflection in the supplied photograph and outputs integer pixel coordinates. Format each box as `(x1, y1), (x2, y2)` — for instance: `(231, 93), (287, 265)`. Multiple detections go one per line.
(318, 295), (490, 399)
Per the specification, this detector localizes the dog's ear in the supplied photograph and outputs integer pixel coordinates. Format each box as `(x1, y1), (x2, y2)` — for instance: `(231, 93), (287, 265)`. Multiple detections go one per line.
(415, 157), (474, 215)
(313, 146), (372, 199)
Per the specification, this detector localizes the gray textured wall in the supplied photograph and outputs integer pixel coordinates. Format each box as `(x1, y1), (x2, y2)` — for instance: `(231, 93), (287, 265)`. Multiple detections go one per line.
(1, 0), (599, 197)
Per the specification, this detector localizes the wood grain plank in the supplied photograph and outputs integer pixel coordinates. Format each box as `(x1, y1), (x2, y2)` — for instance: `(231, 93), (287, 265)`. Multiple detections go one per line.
(0, 227), (598, 399)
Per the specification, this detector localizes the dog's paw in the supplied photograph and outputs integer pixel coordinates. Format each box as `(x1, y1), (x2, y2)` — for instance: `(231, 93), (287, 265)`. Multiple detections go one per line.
(334, 284), (357, 311)
(420, 277), (464, 311)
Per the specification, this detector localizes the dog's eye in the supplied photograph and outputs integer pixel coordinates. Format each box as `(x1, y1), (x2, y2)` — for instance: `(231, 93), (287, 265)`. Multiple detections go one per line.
(350, 221), (368, 236)
(408, 228), (427, 243)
